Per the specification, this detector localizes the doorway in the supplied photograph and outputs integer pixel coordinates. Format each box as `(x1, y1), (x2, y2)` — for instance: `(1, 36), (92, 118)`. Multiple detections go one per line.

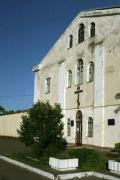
(75, 110), (82, 146)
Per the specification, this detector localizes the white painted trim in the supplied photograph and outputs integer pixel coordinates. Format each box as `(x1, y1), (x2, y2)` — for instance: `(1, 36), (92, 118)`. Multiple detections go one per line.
(0, 155), (54, 180)
(57, 171), (120, 180)
(34, 71), (39, 104)
(49, 157), (78, 171)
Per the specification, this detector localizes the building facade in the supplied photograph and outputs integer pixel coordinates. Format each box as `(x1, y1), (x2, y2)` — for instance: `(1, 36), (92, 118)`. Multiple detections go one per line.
(33, 7), (120, 149)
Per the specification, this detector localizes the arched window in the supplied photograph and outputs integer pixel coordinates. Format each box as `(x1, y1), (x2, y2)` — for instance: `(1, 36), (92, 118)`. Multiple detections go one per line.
(76, 59), (84, 85)
(78, 23), (85, 43)
(88, 117), (93, 137)
(67, 118), (71, 136)
(45, 77), (51, 94)
(67, 70), (72, 88)
(90, 22), (95, 37)
(68, 35), (73, 48)
(87, 62), (94, 82)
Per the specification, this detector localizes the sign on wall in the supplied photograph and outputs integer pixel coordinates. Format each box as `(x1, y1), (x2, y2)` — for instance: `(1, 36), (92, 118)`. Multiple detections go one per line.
(108, 119), (115, 126)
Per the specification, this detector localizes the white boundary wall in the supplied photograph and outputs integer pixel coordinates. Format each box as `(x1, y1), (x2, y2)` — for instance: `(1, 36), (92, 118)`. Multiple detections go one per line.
(0, 113), (25, 137)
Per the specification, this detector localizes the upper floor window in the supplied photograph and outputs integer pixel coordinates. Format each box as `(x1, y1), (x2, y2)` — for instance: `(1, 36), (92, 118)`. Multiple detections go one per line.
(78, 23), (85, 43)
(88, 117), (93, 137)
(45, 77), (50, 94)
(67, 70), (72, 88)
(90, 22), (95, 37)
(76, 59), (84, 85)
(68, 35), (73, 48)
(87, 62), (94, 82)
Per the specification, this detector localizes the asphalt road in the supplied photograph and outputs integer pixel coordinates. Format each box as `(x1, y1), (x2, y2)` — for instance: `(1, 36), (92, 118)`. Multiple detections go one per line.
(0, 158), (49, 180)
(0, 137), (29, 156)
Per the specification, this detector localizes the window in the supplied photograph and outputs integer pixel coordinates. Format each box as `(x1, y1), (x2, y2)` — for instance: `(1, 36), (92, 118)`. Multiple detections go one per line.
(67, 118), (71, 136)
(87, 62), (94, 82)
(76, 59), (84, 85)
(68, 35), (73, 48)
(45, 78), (50, 94)
(78, 23), (85, 43)
(88, 117), (93, 137)
(67, 70), (72, 88)
(90, 22), (95, 37)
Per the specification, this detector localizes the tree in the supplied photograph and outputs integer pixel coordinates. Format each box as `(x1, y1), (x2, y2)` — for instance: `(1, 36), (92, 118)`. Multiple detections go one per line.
(18, 101), (66, 156)
(0, 106), (5, 115)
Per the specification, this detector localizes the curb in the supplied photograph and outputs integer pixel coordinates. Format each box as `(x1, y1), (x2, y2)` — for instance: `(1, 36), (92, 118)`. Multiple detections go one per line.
(56, 171), (120, 180)
(0, 155), (54, 180)
(0, 155), (120, 180)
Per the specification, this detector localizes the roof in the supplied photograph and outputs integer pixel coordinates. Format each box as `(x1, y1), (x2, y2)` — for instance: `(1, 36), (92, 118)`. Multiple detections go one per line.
(83, 5), (120, 12)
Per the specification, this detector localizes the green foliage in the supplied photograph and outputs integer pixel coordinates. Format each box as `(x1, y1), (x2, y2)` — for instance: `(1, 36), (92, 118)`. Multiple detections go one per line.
(55, 148), (106, 171)
(18, 101), (66, 156)
(0, 105), (6, 115)
(44, 138), (67, 157)
(115, 142), (120, 153)
(0, 105), (27, 116)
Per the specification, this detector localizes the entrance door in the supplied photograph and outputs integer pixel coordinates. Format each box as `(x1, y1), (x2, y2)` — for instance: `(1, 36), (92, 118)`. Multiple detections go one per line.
(76, 110), (82, 146)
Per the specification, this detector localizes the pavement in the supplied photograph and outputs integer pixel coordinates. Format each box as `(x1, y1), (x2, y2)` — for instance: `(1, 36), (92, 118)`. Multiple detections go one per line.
(0, 137), (28, 156)
(0, 158), (49, 180)
(0, 137), (49, 180)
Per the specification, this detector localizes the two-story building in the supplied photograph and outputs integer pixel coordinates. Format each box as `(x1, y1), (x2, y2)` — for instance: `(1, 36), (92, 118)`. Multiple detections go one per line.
(33, 6), (120, 149)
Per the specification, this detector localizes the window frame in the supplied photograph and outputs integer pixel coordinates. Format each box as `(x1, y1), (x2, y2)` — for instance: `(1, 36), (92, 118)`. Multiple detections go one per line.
(68, 35), (73, 49)
(75, 59), (84, 85)
(87, 62), (94, 82)
(67, 70), (72, 88)
(45, 77), (51, 94)
(88, 117), (93, 137)
(67, 118), (71, 136)
(90, 22), (95, 38)
(78, 23), (85, 44)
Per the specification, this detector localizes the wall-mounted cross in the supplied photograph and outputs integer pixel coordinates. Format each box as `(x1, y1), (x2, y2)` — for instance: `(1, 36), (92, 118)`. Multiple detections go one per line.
(74, 86), (83, 109)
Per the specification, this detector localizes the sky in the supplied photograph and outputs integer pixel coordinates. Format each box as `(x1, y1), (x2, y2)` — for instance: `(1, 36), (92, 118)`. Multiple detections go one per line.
(0, 0), (120, 111)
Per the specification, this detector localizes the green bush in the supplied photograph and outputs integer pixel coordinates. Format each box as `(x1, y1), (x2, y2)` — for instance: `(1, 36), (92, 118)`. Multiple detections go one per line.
(55, 148), (106, 171)
(115, 142), (120, 153)
(43, 138), (67, 157)
(18, 101), (67, 157)
(71, 148), (106, 171)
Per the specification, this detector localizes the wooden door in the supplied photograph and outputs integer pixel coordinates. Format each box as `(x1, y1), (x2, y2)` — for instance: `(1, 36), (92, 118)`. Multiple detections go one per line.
(76, 110), (82, 146)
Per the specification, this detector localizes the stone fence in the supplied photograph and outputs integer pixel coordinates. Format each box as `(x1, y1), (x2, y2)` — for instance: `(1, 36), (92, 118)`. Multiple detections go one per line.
(0, 113), (25, 137)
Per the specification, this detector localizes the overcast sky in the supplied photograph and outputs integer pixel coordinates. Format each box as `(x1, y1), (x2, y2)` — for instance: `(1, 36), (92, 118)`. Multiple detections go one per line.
(0, 0), (120, 110)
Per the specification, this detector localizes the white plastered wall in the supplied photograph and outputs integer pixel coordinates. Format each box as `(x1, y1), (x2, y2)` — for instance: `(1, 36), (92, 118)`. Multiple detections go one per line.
(103, 106), (120, 148)
(0, 113), (25, 137)
(93, 42), (105, 147)
(64, 107), (94, 145)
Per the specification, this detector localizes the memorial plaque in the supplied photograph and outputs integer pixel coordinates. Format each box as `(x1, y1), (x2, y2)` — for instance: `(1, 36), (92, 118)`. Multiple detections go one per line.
(108, 119), (115, 126)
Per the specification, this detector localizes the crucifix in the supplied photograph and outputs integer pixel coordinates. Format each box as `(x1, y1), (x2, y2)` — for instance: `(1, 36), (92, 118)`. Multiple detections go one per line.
(74, 86), (83, 109)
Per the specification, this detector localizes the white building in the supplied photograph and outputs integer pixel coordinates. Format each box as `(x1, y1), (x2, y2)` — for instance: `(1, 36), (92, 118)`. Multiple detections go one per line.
(33, 7), (120, 149)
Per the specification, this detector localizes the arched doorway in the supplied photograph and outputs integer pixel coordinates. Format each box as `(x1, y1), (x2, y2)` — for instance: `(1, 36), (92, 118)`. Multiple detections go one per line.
(75, 110), (82, 146)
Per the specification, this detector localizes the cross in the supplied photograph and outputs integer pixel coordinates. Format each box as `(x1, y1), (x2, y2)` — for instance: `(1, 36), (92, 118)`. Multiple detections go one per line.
(74, 86), (83, 109)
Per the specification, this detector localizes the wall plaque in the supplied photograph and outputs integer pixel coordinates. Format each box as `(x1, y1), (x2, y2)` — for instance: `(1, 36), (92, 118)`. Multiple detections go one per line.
(108, 119), (115, 126)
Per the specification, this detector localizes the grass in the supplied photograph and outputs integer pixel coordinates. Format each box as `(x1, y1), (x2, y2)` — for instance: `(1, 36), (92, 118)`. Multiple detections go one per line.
(1, 137), (120, 178)
(8, 148), (105, 175)
(7, 147), (120, 179)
